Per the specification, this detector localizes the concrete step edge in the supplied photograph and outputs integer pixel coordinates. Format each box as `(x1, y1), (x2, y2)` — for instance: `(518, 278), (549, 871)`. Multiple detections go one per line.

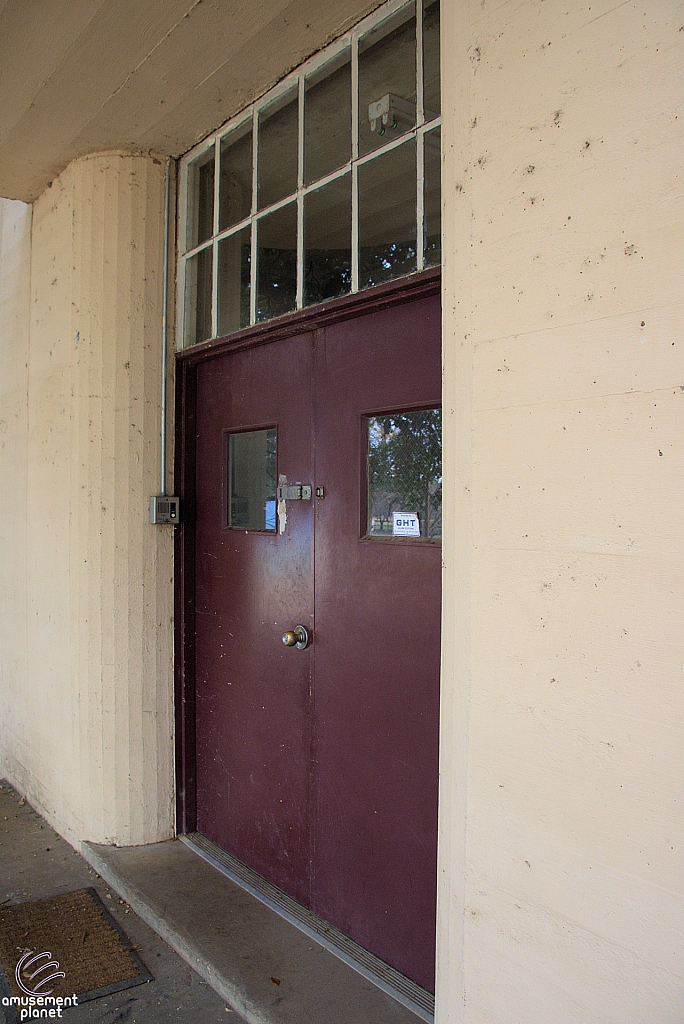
(80, 840), (272, 1024)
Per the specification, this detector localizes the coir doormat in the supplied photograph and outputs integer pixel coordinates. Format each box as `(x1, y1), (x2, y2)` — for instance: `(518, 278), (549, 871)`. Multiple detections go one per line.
(0, 887), (151, 1018)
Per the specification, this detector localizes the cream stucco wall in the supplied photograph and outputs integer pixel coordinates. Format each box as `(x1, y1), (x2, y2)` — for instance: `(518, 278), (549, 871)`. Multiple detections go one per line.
(0, 154), (174, 846)
(0, 0), (682, 1020)
(438, 1), (684, 1021)
(0, 198), (32, 807)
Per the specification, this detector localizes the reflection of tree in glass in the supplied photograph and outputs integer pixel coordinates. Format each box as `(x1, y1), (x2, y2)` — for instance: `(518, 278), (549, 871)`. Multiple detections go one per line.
(368, 409), (442, 537)
(256, 248), (297, 321)
(359, 242), (417, 289)
(304, 252), (352, 304)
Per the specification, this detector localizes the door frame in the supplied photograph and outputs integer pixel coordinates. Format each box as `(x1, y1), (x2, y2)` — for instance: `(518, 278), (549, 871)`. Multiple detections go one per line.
(174, 265), (441, 835)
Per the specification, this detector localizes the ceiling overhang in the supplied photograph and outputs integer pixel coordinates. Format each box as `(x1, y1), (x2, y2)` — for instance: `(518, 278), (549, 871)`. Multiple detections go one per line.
(0, 0), (381, 202)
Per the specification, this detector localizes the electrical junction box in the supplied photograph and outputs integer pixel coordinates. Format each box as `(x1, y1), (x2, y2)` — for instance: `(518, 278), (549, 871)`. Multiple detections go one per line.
(149, 495), (180, 524)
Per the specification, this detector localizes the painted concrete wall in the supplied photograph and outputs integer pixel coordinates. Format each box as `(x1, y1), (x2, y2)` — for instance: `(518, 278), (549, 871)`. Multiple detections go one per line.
(0, 154), (174, 846)
(0, 198), (32, 815)
(438, 1), (684, 1021)
(0, 0), (682, 1020)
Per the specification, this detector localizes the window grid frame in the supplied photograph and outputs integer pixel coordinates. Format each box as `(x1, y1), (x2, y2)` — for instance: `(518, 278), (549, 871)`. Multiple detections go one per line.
(177, 0), (440, 350)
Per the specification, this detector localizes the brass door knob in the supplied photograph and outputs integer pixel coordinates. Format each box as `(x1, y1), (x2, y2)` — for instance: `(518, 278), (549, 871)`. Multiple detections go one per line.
(282, 625), (310, 650)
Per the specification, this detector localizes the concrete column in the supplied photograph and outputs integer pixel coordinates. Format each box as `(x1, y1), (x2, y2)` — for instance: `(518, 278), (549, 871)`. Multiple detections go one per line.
(2, 153), (174, 846)
(0, 199), (32, 801)
(435, 1), (473, 1021)
(438, 2), (684, 1022)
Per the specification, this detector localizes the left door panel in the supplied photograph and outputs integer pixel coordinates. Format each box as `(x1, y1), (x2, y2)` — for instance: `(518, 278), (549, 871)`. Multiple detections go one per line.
(194, 333), (315, 907)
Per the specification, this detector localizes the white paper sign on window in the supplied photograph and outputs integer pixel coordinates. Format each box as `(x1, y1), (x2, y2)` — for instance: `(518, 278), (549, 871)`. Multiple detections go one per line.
(392, 512), (420, 537)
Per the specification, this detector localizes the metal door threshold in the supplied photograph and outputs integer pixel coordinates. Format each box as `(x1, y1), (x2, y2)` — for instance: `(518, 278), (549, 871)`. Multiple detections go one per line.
(180, 832), (435, 1023)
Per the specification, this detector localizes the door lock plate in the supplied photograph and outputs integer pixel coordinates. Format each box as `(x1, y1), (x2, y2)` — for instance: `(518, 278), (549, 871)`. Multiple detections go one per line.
(276, 483), (312, 501)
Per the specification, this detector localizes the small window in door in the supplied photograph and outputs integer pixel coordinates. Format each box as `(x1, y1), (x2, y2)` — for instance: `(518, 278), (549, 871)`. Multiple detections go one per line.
(366, 408), (441, 539)
(227, 428), (277, 531)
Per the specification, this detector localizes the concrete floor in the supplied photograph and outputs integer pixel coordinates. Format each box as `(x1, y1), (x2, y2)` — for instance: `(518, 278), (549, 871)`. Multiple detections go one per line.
(0, 781), (426, 1024)
(0, 781), (245, 1024)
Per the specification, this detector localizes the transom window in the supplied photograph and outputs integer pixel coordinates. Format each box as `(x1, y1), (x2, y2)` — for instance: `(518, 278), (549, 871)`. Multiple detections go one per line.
(178, 0), (441, 348)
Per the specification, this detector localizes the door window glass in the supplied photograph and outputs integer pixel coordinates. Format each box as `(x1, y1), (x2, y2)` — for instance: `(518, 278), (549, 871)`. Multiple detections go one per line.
(228, 428), (277, 531)
(367, 408), (442, 539)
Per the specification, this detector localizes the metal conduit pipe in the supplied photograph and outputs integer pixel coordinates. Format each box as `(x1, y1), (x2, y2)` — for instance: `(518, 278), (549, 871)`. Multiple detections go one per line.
(160, 158), (171, 496)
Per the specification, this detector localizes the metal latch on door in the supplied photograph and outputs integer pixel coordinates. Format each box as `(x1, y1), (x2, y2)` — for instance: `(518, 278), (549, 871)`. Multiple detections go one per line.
(276, 483), (312, 501)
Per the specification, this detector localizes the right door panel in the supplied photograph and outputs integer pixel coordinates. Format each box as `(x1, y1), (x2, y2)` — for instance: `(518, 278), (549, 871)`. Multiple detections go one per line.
(312, 293), (441, 992)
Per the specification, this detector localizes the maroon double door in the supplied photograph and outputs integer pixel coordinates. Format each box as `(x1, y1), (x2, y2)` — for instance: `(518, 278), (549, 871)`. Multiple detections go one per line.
(192, 288), (441, 992)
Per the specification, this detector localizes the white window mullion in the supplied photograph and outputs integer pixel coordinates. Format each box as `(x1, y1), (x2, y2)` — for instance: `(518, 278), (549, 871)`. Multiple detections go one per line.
(352, 165), (359, 294)
(211, 237), (219, 338)
(416, 130), (425, 272)
(296, 198), (304, 310)
(178, 159), (189, 257)
(302, 162), (352, 196)
(215, 215), (252, 245)
(250, 107), (258, 325)
(351, 31), (359, 293)
(213, 137), (221, 235)
(356, 127), (417, 168)
(211, 142), (220, 339)
(416, 0), (425, 271)
(296, 74), (305, 310)
(416, 0), (424, 127)
(298, 74), (305, 190)
(177, 253), (187, 350)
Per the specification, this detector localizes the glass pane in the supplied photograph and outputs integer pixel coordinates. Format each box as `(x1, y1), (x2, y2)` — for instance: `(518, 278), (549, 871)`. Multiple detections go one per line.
(256, 202), (297, 322)
(358, 3), (416, 158)
(218, 227), (251, 336)
(304, 50), (351, 185)
(228, 428), (277, 531)
(367, 409), (442, 539)
(184, 246), (213, 346)
(304, 174), (351, 306)
(358, 138), (416, 288)
(186, 146), (214, 251)
(424, 127), (441, 267)
(219, 122), (252, 231)
(423, 0), (440, 119)
(258, 88), (298, 210)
